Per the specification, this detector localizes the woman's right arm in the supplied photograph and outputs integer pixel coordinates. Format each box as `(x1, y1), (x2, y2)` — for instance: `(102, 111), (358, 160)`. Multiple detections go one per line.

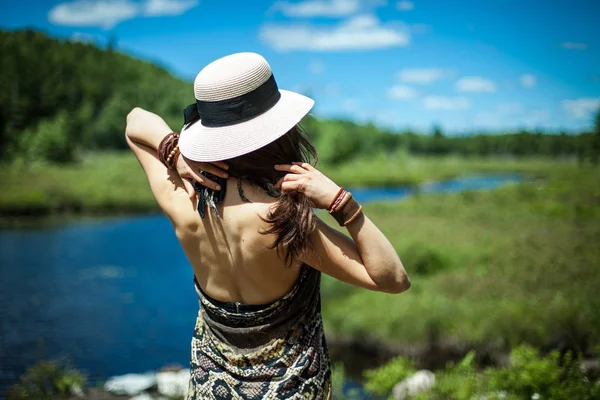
(275, 162), (410, 294)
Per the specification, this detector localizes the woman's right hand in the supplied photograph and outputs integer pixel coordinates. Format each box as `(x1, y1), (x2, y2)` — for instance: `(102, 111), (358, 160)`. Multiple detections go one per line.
(274, 162), (341, 209)
(176, 156), (229, 200)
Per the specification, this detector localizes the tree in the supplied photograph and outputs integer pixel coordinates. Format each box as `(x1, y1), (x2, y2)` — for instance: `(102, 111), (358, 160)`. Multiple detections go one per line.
(592, 108), (600, 165)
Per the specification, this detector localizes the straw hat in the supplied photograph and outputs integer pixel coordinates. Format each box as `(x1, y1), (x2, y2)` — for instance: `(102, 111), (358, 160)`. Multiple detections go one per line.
(179, 52), (315, 162)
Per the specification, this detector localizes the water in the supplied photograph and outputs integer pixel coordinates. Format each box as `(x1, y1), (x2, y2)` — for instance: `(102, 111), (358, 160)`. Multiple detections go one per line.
(0, 174), (522, 393)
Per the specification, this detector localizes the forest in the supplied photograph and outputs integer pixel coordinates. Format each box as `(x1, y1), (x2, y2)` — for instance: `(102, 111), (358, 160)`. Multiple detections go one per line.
(1, 29), (599, 167)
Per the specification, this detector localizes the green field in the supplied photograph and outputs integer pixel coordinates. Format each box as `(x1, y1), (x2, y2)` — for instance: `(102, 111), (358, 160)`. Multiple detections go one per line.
(321, 163), (600, 353)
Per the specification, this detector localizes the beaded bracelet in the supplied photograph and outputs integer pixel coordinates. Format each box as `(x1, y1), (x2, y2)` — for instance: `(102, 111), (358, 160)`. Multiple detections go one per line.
(158, 132), (180, 171)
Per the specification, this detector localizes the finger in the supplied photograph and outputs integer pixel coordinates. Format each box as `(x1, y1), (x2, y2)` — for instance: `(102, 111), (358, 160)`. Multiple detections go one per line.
(212, 161), (229, 170)
(292, 162), (316, 171)
(196, 176), (222, 191)
(281, 180), (304, 193)
(274, 164), (306, 174)
(283, 173), (302, 181)
(184, 170), (204, 185)
(198, 163), (229, 179)
(275, 173), (301, 188)
(182, 179), (196, 201)
(275, 176), (284, 188)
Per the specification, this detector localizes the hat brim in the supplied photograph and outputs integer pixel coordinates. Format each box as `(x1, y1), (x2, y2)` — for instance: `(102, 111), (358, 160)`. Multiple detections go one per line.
(179, 90), (314, 162)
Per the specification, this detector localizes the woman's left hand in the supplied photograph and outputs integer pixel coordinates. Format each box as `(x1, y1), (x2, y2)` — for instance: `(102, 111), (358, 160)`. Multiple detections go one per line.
(274, 162), (341, 209)
(176, 156), (229, 200)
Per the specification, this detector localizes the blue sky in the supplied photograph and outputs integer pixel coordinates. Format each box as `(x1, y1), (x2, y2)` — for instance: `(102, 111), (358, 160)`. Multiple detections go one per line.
(1, 0), (599, 133)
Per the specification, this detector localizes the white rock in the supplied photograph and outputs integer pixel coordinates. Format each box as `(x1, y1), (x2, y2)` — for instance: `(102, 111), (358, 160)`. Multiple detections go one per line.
(129, 394), (155, 400)
(104, 373), (156, 396)
(156, 369), (190, 398)
(71, 384), (85, 398)
(392, 370), (435, 400)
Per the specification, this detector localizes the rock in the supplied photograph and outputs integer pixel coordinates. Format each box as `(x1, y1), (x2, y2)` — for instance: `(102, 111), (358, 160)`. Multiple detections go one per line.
(156, 369), (190, 398)
(392, 370), (435, 400)
(476, 390), (508, 400)
(104, 373), (156, 396)
(159, 363), (185, 373)
(129, 394), (155, 400)
(71, 384), (85, 398)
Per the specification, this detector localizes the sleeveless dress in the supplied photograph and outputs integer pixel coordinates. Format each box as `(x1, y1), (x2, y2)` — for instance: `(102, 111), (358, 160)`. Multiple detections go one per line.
(187, 264), (332, 399)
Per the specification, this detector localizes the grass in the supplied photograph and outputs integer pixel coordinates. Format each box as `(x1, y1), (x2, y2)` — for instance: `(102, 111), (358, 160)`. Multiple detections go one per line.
(0, 151), (578, 219)
(324, 153), (575, 187)
(0, 152), (156, 218)
(320, 164), (600, 353)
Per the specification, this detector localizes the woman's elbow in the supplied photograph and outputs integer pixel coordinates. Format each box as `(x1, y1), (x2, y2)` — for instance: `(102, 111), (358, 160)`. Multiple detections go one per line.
(385, 274), (411, 294)
(379, 265), (411, 294)
(125, 107), (145, 136)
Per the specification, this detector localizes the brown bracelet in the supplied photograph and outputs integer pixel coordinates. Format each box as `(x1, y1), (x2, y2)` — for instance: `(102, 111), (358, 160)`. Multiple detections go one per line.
(330, 192), (363, 226)
(327, 187), (345, 212)
(158, 132), (180, 170)
(334, 191), (352, 211)
(329, 190), (347, 212)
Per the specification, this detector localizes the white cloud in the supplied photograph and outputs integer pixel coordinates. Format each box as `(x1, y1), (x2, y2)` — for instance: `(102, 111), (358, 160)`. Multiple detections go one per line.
(49, 0), (138, 28)
(396, 1), (413, 11)
(260, 15), (410, 52)
(144, 0), (197, 16)
(273, 0), (359, 17)
(397, 68), (444, 84)
(561, 42), (588, 50)
(423, 96), (470, 110)
(387, 85), (417, 100)
(456, 76), (496, 93)
(48, 0), (197, 28)
(562, 98), (600, 119)
(308, 60), (326, 74)
(520, 74), (537, 88)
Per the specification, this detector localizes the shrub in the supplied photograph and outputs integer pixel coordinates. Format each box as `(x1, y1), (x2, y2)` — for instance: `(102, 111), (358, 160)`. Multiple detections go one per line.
(6, 360), (86, 400)
(363, 346), (600, 400)
(401, 244), (448, 276)
(364, 356), (416, 397)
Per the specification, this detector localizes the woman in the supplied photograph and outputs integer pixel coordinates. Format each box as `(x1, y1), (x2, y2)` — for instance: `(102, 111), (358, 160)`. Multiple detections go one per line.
(125, 52), (410, 399)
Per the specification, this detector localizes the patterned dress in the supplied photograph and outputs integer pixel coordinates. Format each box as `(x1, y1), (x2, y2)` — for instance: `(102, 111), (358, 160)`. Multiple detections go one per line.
(187, 264), (332, 399)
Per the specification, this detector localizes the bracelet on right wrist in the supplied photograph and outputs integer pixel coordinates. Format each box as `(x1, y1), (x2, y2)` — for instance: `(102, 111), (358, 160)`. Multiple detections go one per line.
(158, 132), (180, 171)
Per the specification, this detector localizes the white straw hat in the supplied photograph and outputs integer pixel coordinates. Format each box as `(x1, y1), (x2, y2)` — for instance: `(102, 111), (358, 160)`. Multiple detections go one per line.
(179, 52), (315, 162)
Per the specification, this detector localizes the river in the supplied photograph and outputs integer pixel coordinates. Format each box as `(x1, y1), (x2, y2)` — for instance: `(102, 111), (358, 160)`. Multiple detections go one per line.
(0, 173), (523, 395)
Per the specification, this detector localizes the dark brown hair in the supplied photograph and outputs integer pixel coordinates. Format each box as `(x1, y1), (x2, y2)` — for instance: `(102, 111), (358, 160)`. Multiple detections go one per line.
(224, 125), (317, 266)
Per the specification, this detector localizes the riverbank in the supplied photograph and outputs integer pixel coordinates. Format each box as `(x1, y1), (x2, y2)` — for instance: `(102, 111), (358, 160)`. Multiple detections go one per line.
(0, 152), (571, 220)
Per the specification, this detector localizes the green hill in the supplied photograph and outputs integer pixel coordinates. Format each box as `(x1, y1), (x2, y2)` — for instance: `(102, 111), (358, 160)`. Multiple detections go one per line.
(0, 29), (189, 161)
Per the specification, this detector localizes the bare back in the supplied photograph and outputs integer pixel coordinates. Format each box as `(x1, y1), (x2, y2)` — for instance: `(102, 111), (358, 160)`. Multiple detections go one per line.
(175, 178), (303, 306)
